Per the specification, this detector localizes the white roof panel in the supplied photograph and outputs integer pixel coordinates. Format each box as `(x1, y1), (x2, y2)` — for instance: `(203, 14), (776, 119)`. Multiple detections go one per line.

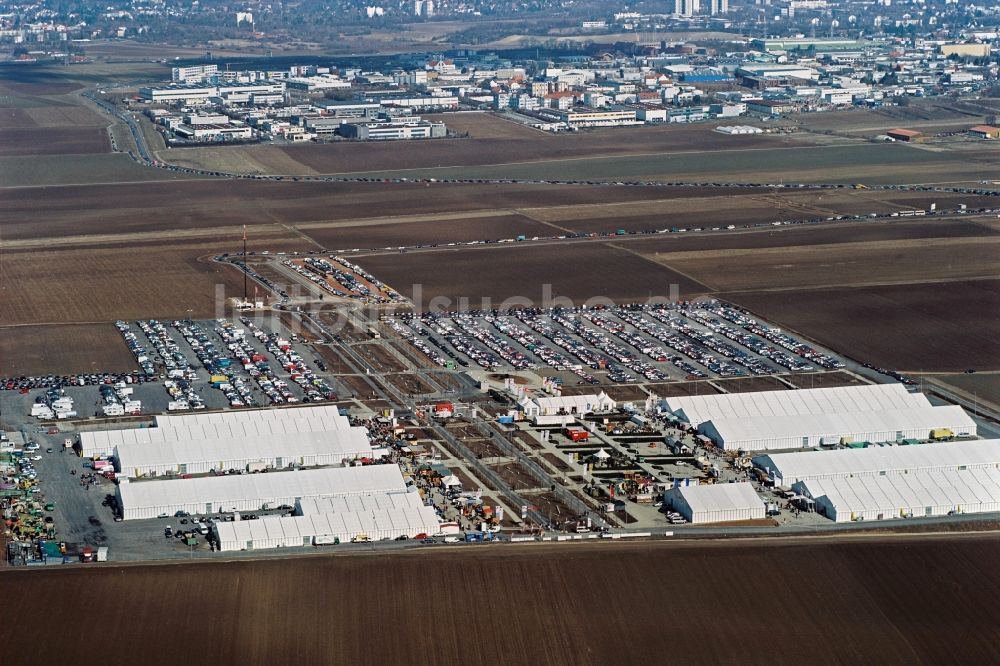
(665, 384), (928, 427)
(757, 438), (1000, 483)
(674, 482), (765, 514)
(118, 465), (407, 510)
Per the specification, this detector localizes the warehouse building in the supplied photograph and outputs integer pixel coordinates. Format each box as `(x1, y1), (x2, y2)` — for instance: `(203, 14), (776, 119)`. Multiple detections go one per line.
(662, 384), (975, 452)
(82, 405), (352, 458)
(116, 465), (408, 520)
(665, 482), (766, 524)
(213, 505), (441, 551)
(114, 429), (376, 478)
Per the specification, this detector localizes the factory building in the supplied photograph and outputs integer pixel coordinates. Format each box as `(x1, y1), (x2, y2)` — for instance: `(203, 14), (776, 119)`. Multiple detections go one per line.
(662, 384), (976, 452)
(665, 482), (766, 524)
(756, 440), (1000, 523)
(116, 465), (409, 520)
(138, 82), (285, 104)
(213, 505), (441, 551)
(558, 108), (639, 127)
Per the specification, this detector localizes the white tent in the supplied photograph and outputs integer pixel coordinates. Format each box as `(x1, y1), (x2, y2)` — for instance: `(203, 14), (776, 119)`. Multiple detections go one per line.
(701, 404), (976, 452)
(663, 384), (929, 428)
(82, 405), (351, 458)
(114, 428), (374, 478)
(594, 449), (611, 460)
(295, 493), (424, 516)
(213, 505), (441, 551)
(756, 439), (1000, 486)
(801, 467), (1000, 523)
(666, 482), (766, 524)
(116, 465), (408, 520)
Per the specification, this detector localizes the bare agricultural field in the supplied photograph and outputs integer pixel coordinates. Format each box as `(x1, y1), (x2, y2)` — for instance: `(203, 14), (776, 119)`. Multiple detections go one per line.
(656, 236), (1000, 292)
(279, 123), (802, 175)
(0, 324), (136, 376)
(299, 213), (559, 250)
(728, 279), (1000, 372)
(0, 107), (38, 128)
(627, 217), (1000, 254)
(0, 127), (109, 156)
(0, 154), (197, 187)
(24, 105), (110, 128)
(427, 111), (544, 139)
(356, 242), (709, 306)
(657, 237), (1000, 292)
(5, 536), (1000, 663)
(3, 180), (684, 242)
(1, 234), (312, 325)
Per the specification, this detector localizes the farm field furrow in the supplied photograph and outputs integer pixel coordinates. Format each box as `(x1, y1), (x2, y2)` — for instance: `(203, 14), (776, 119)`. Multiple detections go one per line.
(356, 242), (709, 305)
(4, 536), (1000, 664)
(727, 279), (1000, 372)
(0, 324), (137, 376)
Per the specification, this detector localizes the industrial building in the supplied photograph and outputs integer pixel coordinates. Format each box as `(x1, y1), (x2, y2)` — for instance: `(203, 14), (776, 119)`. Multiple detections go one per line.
(755, 440), (1000, 523)
(665, 482), (766, 524)
(138, 82), (285, 104)
(114, 428), (376, 478)
(82, 405), (352, 458)
(116, 465), (409, 520)
(338, 120), (446, 140)
(662, 384), (976, 452)
(213, 505), (441, 551)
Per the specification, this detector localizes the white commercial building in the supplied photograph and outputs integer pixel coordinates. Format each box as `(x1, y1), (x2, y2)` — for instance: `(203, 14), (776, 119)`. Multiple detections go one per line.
(114, 429), (375, 478)
(661, 384), (975, 451)
(116, 465), (407, 520)
(666, 482), (766, 524)
(518, 392), (617, 418)
(82, 405), (351, 458)
(213, 505), (441, 551)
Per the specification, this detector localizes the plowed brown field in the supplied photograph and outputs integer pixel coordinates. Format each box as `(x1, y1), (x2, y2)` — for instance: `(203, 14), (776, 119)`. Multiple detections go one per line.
(3, 535), (1000, 664)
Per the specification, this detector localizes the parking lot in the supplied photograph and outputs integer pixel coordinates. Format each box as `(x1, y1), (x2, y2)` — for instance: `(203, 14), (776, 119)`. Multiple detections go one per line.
(1, 316), (345, 425)
(390, 301), (846, 384)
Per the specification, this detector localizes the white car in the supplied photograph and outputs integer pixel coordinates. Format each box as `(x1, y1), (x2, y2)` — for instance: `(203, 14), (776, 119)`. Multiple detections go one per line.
(29, 455), (42, 461)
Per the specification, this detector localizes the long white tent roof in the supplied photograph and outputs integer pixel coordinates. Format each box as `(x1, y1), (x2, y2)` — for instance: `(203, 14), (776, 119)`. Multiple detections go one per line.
(154, 405), (350, 431)
(664, 384), (929, 427)
(297, 493), (423, 515)
(756, 438), (1000, 484)
(82, 405), (353, 456)
(118, 465), (407, 510)
(215, 505), (440, 545)
(672, 482), (765, 514)
(803, 467), (1000, 516)
(115, 429), (374, 473)
(707, 405), (976, 446)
